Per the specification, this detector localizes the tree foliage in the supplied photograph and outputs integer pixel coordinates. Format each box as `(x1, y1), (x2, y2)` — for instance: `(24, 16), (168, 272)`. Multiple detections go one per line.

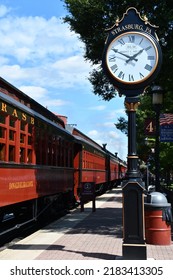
(62, 0), (173, 181)
(63, 0), (173, 100)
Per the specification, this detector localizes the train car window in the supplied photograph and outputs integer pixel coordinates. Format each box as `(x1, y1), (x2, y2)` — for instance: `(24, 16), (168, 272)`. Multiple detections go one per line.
(35, 127), (41, 164)
(35, 126), (50, 166)
(69, 143), (73, 167)
(0, 143), (5, 161)
(63, 140), (66, 167)
(20, 121), (26, 131)
(9, 145), (15, 161)
(9, 117), (16, 128)
(27, 149), (32, 163)
(20, 147), (25, 163)
(31, 119), (73, 167)
(20, 133), (25, 143)
(48, 136), (53, 166)
(65, 141), (68, 167)
(0, 114), (7, 161)
(66, 142), (72, 167)
(52, 136), (57, 166)
(59, 139), (62, 166)
(9, 130), (15, 141)
(42, 133), (48, 165)
(28, 135), (32, 145)
(18, 121), (34, 164)
(0, 127), (5, 138)
(82, 150), (86, 168)
(0, 108), (36, 164)
(52, 146), (55, 165)
(28, 124), (33, 134)
(57, 137), (61, 165)
(61, 139), (64, 166)
(0, 114), (6, 124)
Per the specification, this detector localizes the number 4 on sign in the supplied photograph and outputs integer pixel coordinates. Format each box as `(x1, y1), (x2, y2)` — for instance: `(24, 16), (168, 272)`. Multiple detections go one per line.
(147, 121), (154, 133)
(144, 119), (156, 136)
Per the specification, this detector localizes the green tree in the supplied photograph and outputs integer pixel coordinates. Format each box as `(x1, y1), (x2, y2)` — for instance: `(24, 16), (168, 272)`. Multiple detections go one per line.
(63, 0), (173, 100)
(62, 0), (173, 183)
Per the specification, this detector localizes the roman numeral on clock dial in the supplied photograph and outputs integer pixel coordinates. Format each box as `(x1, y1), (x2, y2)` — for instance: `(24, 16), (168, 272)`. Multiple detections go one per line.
(145, 64), (152, 71)
(111, 64), (118, 72)
(129, 74), (134, 81)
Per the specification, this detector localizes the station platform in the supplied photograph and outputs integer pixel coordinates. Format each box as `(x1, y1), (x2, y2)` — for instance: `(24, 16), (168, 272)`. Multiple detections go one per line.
(0, 188), (173, 260)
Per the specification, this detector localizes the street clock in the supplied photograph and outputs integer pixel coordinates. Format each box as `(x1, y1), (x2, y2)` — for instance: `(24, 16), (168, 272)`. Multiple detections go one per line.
(102, 7), (162, 96)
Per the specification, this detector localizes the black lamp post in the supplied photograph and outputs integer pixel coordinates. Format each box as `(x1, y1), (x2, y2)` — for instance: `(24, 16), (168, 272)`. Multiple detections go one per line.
(151, 85), (164, 192)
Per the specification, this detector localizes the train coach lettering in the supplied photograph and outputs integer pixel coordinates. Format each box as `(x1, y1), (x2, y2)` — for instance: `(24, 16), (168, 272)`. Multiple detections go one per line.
(0, 101), (35, 124)
(9, 181), (34, 190)
(1, 102), (7, 112)
(30, 117), (34, 124)
(22, 112), (27, 121)
(12, 109), (18, 118)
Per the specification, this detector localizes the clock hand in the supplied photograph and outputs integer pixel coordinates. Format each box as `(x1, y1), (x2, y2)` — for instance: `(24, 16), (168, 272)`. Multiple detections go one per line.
(126, 49), (144, 63)
(112, 49), (138, 62)
(109, 56), (116, 61)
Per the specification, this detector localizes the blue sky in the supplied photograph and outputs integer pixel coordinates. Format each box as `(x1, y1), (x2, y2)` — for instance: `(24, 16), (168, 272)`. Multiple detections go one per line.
(0, 0), (127, 160)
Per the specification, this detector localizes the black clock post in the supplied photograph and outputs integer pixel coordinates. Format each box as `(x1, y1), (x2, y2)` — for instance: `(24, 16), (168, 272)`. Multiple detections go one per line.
(102, 7), (162, 259)
(122, 96), (146, 259)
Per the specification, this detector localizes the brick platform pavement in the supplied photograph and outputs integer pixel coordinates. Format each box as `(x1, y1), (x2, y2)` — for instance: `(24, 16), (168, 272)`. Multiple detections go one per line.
(37, 189), (123, 260)
(0, 188), (173, 260)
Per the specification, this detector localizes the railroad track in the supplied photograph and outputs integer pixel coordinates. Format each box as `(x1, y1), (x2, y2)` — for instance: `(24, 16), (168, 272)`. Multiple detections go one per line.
(0, 208), (68, 250)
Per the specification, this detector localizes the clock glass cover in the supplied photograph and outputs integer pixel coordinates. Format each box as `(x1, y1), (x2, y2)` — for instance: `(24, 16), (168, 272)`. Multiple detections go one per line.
(106, 32), (158, 84)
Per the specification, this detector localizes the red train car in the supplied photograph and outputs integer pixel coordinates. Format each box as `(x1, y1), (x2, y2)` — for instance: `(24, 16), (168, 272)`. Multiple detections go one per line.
(109, 153), (120, 186)
(0, 77), (127, 231)
(73, 131), (107, 199)
(104, 150), (126, 189)
(0, 77), (74, 223)
(67, 127), (125, 199)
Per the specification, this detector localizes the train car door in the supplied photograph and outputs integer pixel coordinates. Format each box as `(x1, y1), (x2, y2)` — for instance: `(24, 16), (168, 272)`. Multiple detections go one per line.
(73, 142), (82, 201)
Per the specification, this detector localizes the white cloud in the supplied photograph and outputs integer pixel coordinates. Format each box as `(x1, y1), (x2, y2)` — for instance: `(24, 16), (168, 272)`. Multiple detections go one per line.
(88, 105), (106, 111)
(88, 130), (99, 138)
(102, 122), (115, 128)
(0, 64), (28, 80)
(52, 55), (89, 72)
(52, 55), (91, 87)
(108, 130), (120, 139)
(45, 99), (70, 107)
(88, 129), (120, 146)
(19, 85), (70, 109)
(0, 15), (82, 64)
(87, 127), (127, 160)
(107, 109), (126, 120)
(0, 11), (92, 94)
(19, 85), (48, 100)
(0, 3), (127, 161)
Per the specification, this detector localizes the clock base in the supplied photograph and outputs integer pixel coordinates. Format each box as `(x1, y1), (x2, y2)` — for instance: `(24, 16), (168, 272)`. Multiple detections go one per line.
(122, 179), (147, 260)
(122, 244), (147, 260)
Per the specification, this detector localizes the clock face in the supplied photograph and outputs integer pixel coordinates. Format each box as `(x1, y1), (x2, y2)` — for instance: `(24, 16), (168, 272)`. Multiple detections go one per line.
(106, 32), (159, 84)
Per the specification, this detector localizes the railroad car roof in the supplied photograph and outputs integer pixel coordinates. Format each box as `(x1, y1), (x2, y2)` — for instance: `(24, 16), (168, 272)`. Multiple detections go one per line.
(67, 126), (127, 164)
(66, 126), (105, 149)
(74, 134), (104, 150)
(0, 76), (65, 128)
(0, 77), (74, 139)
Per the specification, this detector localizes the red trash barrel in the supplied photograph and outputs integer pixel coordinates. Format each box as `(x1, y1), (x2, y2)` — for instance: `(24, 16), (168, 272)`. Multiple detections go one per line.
(144, 192), (172, 245)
